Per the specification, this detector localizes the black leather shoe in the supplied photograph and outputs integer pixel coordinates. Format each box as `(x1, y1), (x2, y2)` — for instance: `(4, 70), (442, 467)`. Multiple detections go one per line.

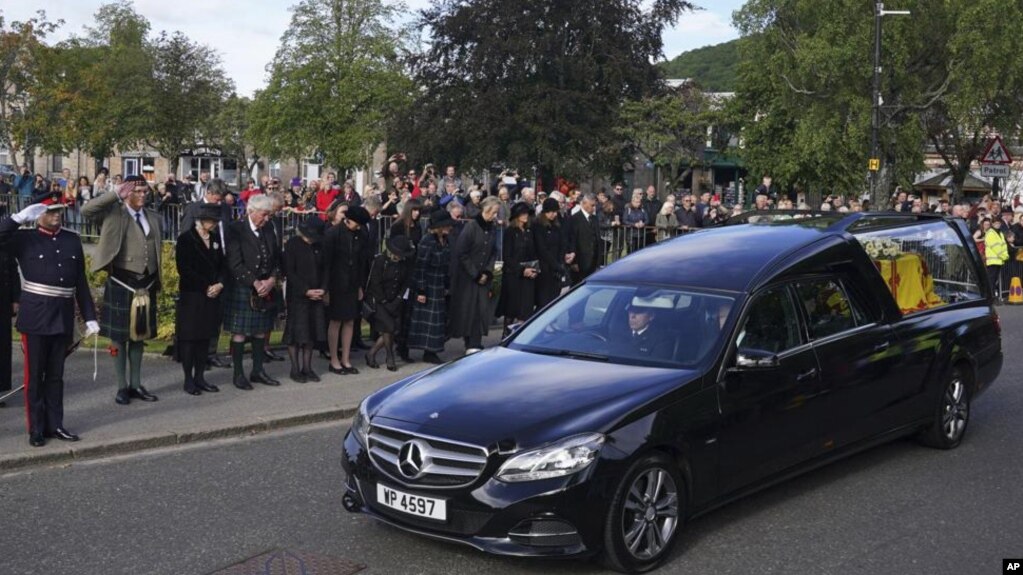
(130, 387), (159, 402)
(264, 349), (286, 362)
(398, 347), (411, 362)
(386, 360), (398, 372)
(250, 371), (281, 386)
(303, 369), (321, 383)
(365, 355), (380, 369)
(328, 365), (347, 375)
(184, 385), (201, 396)
(207, 355), (231, 369)
(341, 364), (359, 375)
(197, 381), (220, 393)
(422, 352), (444, 365)
(234, 375), (253, 390)
(115, 389), (131, 405)
(52, 427), (80, 442)
(290, 369), (307, 383)
(29, 433), (45, 447)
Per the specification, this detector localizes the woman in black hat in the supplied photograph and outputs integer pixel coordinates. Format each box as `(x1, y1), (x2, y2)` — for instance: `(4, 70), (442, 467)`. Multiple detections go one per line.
(497, 202), (538, 332)
(175, 204), (226, 395)
(322, 205), (371, 374)
(407, 211), (455, 364)
(283, 216), (327, 382)
(364, 236), (414, 370)
(533, 197), (567, 309)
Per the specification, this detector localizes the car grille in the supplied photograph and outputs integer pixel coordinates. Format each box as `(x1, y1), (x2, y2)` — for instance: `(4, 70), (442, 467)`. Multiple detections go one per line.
(368, 423), (489, 489)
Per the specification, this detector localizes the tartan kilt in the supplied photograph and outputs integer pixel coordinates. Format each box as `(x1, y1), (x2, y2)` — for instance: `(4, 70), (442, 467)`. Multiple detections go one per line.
(223, 283), (277, 336)
(101, 278), (158, 342)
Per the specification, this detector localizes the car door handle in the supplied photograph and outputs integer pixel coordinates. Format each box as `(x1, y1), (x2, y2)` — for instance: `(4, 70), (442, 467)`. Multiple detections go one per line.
(796, 368), (818, 382)
(873, 341), (890, 352)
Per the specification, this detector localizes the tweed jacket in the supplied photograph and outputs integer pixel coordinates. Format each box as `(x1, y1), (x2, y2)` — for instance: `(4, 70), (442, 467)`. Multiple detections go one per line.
(81, 190), (163, 276)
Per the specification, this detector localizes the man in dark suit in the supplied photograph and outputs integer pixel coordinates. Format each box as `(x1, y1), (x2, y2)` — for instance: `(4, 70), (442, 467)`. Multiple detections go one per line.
(610, 298), (673, 361)
(569, 193), (601, 284)
(179, 179), (232, 368)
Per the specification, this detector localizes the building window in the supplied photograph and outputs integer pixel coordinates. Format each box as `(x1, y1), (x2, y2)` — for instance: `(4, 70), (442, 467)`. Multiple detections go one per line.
(51, 155), (63, 173)
(0, 147), (9, 167)
(270, 161), (281, 178)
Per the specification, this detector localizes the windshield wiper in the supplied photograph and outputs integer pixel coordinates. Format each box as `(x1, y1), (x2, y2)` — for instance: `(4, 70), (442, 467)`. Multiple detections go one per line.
(521, 346), (609, 362)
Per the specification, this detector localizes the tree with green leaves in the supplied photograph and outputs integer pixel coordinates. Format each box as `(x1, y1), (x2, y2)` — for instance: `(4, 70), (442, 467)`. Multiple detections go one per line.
(0, 10), (62, 169)
(76, 1), (156, 170)
(732, 0), (1023, 204)
(148, 31), (233, 174)
(392, 0), (695, 177)
(614, 82), (715, 191)
(249, 0), (412, 172)
(208, 93), (256, 187)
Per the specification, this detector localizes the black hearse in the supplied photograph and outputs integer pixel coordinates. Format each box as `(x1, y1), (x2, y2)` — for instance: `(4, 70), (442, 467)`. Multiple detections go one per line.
(341, 212), (1001, 573)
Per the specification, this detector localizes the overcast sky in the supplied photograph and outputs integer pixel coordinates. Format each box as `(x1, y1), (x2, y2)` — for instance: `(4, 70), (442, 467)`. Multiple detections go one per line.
(2, 0), (743, 98)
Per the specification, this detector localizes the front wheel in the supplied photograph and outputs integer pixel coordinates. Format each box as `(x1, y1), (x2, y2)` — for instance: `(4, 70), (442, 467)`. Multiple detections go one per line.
(601, 453), (684, 573)
(918, 366), (971, 449)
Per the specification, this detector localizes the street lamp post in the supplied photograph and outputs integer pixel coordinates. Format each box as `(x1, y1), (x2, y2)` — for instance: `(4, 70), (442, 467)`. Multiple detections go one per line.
(869, 2), (911, 207)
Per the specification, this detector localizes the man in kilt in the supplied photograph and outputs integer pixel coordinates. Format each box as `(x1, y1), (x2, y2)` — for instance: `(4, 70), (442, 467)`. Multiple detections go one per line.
(82, 175), (162, 405)
(0, 191), (99, 446)
(406, 211), (455, 364)
(224, 194), (282, 389)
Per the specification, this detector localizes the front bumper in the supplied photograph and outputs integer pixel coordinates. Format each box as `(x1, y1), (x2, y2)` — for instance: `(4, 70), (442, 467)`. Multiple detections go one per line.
(340, 429), (616, 558)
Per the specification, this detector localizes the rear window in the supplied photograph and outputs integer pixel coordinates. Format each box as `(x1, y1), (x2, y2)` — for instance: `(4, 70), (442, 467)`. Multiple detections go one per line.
(853, 221), (983, 315)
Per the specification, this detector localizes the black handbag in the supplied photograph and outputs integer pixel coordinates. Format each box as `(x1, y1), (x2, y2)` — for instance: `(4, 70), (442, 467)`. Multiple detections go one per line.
(361, 299), (377, 318)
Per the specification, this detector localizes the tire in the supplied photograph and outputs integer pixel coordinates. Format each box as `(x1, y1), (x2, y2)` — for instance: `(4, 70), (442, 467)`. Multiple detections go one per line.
(601, 453), (685, 573)
(918, 365), (971, 449)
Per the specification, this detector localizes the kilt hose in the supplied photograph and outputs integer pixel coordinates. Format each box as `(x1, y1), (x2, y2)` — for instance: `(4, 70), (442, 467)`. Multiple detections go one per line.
(223, 283), (278, 336)
(100, 277), (158, 343)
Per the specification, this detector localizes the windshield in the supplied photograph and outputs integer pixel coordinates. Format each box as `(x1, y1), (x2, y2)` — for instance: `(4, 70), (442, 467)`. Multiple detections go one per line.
(508, 283), (736, 368)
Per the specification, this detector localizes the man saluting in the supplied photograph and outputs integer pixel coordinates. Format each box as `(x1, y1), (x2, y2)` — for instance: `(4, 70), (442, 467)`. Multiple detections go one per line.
(0, 190), (99, 447)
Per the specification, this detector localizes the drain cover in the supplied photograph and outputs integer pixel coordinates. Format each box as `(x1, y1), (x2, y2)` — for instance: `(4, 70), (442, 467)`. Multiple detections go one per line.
(212, 549), (365, 575)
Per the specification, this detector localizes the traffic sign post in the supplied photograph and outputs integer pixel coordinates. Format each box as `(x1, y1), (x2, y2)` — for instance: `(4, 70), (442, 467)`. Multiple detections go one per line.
(980, 136), (1014, 198)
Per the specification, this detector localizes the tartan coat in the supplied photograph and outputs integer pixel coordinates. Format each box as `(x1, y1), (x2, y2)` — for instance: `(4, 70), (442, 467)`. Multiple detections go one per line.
(406, 232), (451, 352)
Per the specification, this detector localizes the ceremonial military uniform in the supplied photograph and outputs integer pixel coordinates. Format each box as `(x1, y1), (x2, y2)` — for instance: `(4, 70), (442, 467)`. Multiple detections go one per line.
(0, 248), (20, 403)
(0, 192), (97, 445)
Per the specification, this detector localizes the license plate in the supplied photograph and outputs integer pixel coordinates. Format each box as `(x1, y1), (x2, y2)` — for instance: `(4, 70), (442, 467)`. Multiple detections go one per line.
(376, 484), (447, 521)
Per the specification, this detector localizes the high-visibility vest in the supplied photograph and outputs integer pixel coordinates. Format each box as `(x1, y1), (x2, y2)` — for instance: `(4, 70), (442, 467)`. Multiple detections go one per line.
(985, 229), (1009, 266)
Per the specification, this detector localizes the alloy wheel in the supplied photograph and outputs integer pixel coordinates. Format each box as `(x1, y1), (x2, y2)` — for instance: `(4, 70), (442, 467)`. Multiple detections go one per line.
(621, 467), (679, 560)
(943, 375), (969, 442)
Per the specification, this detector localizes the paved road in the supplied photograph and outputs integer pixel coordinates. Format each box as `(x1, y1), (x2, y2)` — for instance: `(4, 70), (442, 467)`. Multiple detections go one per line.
(2, 309), (1022, 574)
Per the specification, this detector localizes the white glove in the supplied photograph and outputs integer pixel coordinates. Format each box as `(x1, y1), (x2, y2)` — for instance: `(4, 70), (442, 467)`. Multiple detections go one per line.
(12, 204), (48, 224)
(85, 321), (100, 336)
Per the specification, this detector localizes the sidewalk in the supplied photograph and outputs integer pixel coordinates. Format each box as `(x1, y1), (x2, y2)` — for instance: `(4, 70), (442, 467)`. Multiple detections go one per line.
(0, 330), (503, 472)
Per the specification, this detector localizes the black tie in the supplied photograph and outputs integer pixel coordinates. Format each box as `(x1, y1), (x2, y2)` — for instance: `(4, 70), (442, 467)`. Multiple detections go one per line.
(135, 212), (146, 236)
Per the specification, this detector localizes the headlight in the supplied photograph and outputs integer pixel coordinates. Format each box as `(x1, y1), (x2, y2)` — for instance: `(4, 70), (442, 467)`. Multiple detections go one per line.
(495, 433), (605, 483)
(351, 401), (371, 447)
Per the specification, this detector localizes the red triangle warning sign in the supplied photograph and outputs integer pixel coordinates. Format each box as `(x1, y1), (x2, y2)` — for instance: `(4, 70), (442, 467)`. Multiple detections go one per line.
(980, 136), (1013, 164)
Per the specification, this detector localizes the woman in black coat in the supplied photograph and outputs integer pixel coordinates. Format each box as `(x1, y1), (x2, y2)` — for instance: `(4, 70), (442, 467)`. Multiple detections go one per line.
(322, 206), (370, 375)
(175, 204), (226, 395)
(389, 198), (423, 250)
(496, 202), (538, 330)
(365, 236), (414, 371)
(283, 217), (327, 383)
(532, 198), (566, 309)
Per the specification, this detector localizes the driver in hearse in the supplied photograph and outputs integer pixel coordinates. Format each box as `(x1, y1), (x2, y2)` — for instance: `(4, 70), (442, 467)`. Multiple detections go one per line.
(611, 295), (674, 360)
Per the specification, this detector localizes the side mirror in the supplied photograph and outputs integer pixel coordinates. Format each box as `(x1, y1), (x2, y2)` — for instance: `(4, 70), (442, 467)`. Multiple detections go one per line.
(734, 348), (779, 369)
(503, 322), (524, 340)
